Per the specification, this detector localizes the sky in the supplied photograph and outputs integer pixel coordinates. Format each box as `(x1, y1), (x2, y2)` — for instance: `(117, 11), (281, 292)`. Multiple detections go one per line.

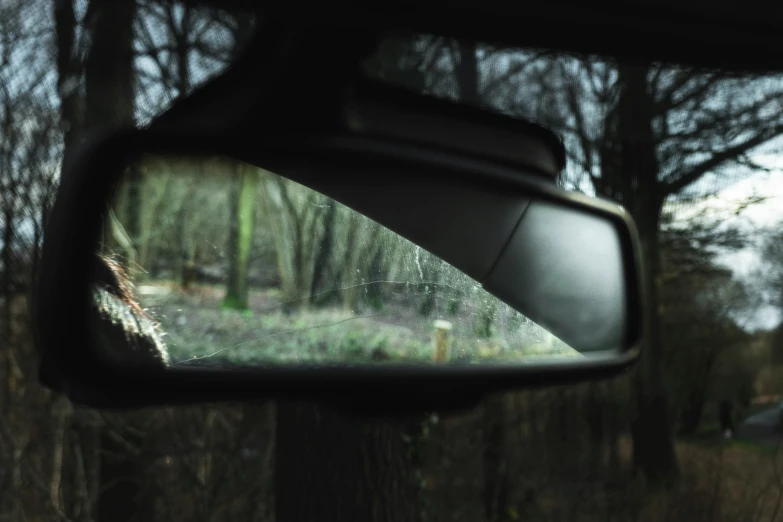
(670, 163), (783, 331)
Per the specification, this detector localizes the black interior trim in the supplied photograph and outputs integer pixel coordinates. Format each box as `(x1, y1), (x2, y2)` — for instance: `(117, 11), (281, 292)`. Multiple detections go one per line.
(174, 0), (783, 72)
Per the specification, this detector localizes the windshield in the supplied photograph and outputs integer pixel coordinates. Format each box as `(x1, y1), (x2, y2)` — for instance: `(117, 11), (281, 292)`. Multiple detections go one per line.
(3, 5), (783, 522)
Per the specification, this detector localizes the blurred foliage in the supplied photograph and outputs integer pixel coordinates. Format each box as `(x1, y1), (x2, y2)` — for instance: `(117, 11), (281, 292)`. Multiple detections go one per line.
(658, 215), (756, 434)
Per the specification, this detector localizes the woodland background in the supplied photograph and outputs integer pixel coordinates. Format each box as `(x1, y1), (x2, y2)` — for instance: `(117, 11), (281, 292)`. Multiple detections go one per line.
(2, 1), (783, 521)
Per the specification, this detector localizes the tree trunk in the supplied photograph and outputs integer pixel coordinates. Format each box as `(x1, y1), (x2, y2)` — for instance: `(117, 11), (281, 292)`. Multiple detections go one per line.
(341, 213), (362, 312)
(272, 32), (430, 522)
(81, 2), (160, 520)
(136, 166), (172, 275)
(612, 64), (679, 484)
(83, 0), (136, 132)
(452, 37), (516, 515)
(259, 175), (298, 304)
(54, 0), (81, 163)
(237, 402), (277, 522)
(417, 258), (438, 317)
(84, 0), (137, 250)
(483, 394), (509, 522)
(97, 424), (154, 522)
(584, 382), (605, 473)
(678, 390), (706, 435)
(310, 202), (337, 305)
(365, 247), (385, 310)
(122, 165), (142, 246)
(605, 380), (623, 472)
(174, 201), (189, 285)
(171, 5), (193, 286)
(224, 165), (258, 310)
(771, 321), (783, 364)
(275, 401), (423, 522)
(455, 39), (479, 102)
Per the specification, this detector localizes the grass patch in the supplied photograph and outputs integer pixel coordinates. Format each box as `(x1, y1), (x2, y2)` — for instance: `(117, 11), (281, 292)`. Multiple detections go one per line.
(728, 438), (779, 455)
(136, 281), (582, 367)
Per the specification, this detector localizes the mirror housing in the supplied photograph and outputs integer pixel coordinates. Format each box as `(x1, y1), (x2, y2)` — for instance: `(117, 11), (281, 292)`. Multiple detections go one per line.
(36, 85), (644, 414)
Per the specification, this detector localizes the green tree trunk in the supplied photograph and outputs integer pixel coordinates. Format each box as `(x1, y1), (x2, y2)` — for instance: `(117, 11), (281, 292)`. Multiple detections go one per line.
(224, 165), (258, 310)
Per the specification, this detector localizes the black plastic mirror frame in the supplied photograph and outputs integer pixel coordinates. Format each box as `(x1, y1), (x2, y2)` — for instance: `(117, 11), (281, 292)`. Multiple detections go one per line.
(36, 127), (645, 414)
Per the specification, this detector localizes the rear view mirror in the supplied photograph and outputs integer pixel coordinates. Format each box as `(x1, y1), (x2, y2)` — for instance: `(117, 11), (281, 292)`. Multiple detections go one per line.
(36, 127), (644, 411)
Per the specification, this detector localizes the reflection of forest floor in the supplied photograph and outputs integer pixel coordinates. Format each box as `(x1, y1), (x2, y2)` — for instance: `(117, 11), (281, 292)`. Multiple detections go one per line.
(134, 281), (581, 366)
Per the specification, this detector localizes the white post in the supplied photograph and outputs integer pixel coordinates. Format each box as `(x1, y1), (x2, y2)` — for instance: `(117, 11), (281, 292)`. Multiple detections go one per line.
(433, 320), (453, 362)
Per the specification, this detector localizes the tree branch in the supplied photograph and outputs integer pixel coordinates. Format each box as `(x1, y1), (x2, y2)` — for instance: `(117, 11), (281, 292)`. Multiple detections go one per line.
(664, 126), (783, 195)
(652, 70), (717, 115)
(557, 61), (596, 178)
(481, 50), (552, 99)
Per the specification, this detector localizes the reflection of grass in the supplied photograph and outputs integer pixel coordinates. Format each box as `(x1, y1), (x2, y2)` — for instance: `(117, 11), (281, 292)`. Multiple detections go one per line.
(137, 281), (581, 366)
(164, 309), (429, 365)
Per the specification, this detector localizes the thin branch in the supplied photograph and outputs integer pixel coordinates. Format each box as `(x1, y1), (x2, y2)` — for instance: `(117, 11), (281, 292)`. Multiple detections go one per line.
(557, 61), (596, 178)
(664, 125), (783, 195)
(482, 50), (551, 98)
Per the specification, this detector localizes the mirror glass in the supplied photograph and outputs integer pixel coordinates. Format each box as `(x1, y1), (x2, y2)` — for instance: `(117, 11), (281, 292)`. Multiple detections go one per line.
(90, 154), (610, 369)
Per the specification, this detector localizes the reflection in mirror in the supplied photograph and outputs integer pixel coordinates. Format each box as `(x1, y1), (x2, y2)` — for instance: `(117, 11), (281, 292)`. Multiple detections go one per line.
(91, 155), (581, 369)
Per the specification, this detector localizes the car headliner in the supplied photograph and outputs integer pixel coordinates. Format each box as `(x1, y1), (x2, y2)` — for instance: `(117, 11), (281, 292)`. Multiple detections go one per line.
(178, 0), (783, 72)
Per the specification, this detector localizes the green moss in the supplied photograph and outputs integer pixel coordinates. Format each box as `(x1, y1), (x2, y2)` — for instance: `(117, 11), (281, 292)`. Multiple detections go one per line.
(222, 295), (246, 310)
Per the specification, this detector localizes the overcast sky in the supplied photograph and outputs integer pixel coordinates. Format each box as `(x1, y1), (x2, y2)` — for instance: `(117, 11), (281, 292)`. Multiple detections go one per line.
(672, 162), (783, 331)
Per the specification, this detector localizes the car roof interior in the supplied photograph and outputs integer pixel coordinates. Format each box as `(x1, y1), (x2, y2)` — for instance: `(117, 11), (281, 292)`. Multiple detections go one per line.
(183, 0), (783, 72)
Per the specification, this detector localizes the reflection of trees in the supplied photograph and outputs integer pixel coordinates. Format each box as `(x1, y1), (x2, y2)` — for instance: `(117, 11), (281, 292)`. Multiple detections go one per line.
(129, 155), (531, 333)
(224, 162), (257, 309)
(258, 172), (331, 308)
(129, 158), (230, 279)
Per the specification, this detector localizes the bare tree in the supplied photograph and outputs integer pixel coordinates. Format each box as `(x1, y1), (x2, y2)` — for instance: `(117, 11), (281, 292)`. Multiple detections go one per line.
(528, 57), (783, 482)
(1, 2), (62, 520)
(659, 216), (752, 434)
